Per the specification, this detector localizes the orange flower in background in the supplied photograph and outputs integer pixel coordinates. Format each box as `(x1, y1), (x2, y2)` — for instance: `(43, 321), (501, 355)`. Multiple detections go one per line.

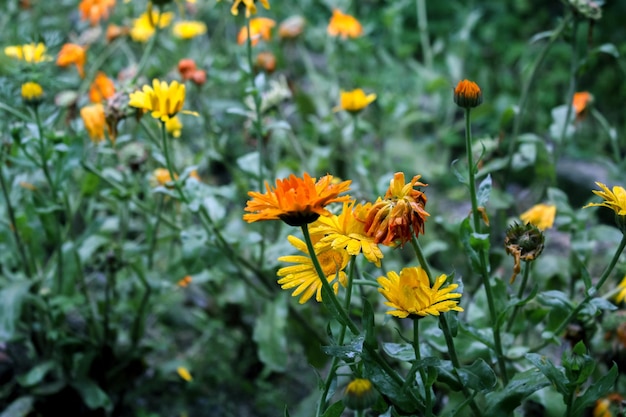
(80, 104), (106, 143)
(178, 58), (197, 80)
(327, 9), (363, 39)
(243, 173), (351, 226)
(364, 172), (429, 246)
(57, 43), (87, 78)
(279, 15), (305, 39)
(178, 275), (193, 287)
(89, 71), (116, 103)
(454, 79), (482, 108)
(106, 24), (129, 42)
(79, 0), (115, 26)
(572, 91), (593, 117)
(237, 17), (275, 46)
(256, 51), (276, 73)
(228, 0), (270, 18)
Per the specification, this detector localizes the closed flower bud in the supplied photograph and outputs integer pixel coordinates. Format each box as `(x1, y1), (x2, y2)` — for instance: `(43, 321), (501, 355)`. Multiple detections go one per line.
(454, 79), (482, 109)
(343, 378), (378, 410)
(21, 82), (44, 107)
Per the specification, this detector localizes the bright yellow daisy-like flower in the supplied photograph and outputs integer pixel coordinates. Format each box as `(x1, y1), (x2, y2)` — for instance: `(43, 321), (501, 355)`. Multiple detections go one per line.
(327, 9), (363, 39)
(225, 0), (270, 18)
(80, 103), (106, 143)
(130, 10), (174, 42)
(173, 20), (207, 39)
(453, 79), (483, 109)
(5, 43), (50, 63)
(128, 79), (187, 122)
(310, 201), (383, 267)
(21, 82), (44, 105)
(520, 203), (556, 231)
(277, 235), (349, 304)
(334, 89), (376, 113)
(583, 182), (626, 216)
(364, 172), (429, 246)
(243, 173), (351, 226)
(377, 267), (463, 319)
(237, 17), (276, 46)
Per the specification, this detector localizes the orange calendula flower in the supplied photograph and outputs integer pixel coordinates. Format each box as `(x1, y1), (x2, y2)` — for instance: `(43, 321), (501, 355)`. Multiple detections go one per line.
(277, 235), (349, 304)
(572, 91), (593, 117)
(106, 24), (129, 43)
(173, 20), (207, 39)
(583, 182), (626, 216)
(89, 71), (116, 103)
(128, 79), (189, 122)
(256, 51), (276, 73)
(334, 89), (376, 113)
(378, 267), (463, 319)
(130, 10), (174, 42)
(227, 0), (270, 18)
(364, 172), (429, 246)
(237, 17), (275, 46)
(57, 44), (87, 78)
(453, 79), (482, 109)
(520, 203), (556, 231)
(4, 43), (49, 63)
(151, 168), (177, 187)
(310, 201), (383, 267)
(80, 103), (106, 143)
(593, 393), (623, 417)
(243, 173), (352, 226)
(178, 275), (193, 287)
(327, 9), (363, 39)
(79, 0), (115, 26)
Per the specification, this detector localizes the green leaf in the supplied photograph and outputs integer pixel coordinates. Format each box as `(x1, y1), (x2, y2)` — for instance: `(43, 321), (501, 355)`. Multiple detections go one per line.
(0, 396), (34, 417)
(537, 290), (573, 311)
(0, 280), (31, 341)
(571, 364), (618, 416)
(525, 353), (569, 398)
(16, 361), (57, 387)
(572, 252), (592, 291)
(451, 159), (468, 185)
(321, 401), (345, 417)
(382, 343), (415, 361)
(71, 379), (112, 412)
(483, 368), (550, 416)
(253, 293), (288, 372)
(460, 218), (481, 272)
(322, 337), (364, 361)
(437, 359), (497, 393)
(362, 298), (377, 349)
(477, 175), (492, 207)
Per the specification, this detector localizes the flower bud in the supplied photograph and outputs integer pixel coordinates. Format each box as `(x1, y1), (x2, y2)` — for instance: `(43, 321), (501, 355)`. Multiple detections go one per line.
(343, 378), (378, 411)
(454, 79), (483, 109)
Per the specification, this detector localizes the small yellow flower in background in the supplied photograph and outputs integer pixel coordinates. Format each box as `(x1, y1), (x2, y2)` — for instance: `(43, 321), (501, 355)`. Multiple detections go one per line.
(614, 276), (626, 305)
(176, 366), (193, 382)
(237, 17), (275, 47)
(4, 43), (50, 63)
(130, 10), (174, 42)
(453, 79), (483, 109)
(89, 71), (116, 103)
(152, 168), (177, 187)
(243, 173), (351, 226)
(19, 182), (37, 191)
(584, 182), (626, 218)
(279, 15), (305, 39)
(128, 79), (188, 122)
(21, 82), (44, 105)
(572, 91), (593, 117)
(343, 378), (378, 411)
(364, 172), (429, 247)
(520, 203), (556, 231)
(327, 9), (363, 39)
(277, 235), (349, 304)
(310, 201), (383, 267)
(79, 0), (115, 26)
(334, 89), (376, 113)
(593, 393), (623, 417)
(57, 43), (87, 78)
(377, 267), (464, 319)
(173, 21), (207, 39)
(165, 116), (183, 138)
(80, 103), (106, 143)
(226, 0), (270, 18)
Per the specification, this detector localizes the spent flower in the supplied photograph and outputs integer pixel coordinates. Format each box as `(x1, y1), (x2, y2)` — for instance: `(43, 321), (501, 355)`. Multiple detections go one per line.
(504, 222), (545, 283)
(80, 104), (107, 143)
(89, 71), (116, 103)
(343, 379), (378, 411)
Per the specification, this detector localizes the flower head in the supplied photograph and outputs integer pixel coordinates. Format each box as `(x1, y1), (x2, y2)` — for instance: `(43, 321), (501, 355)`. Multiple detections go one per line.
(327, 9), (363, 39)
(243, 173), (351, 226)
(57, 43), (87, 78)
(151, 168), (177, 187)
(343, 379), (378, 411)
(128, 79), (187, 122)
(79, 0), (115, 26)
(310, 201), (383, 267)
(106, 24), (129, 42)
(173, 20), (207, 39)
(256, 51), (276, 73)
(504, 222), (545, 283)
(520, 203), (556, 231)
(334, 89), (376, 113)
(237, 17), (275, 46)
(178, 275), (193, 287)
(130, 10), (174, 42)
(279, 15), (305, 39)
(614, 276), (626, 305)
(583, 182), (626, 216)
(377, 267), (463, 319)
(165, 116), (183, 138)
(572, 91), (593, 117)
(454, 79), (483, 109)
(89, 71), (116, 103)
(4, 43), (49, 63)
(593, 394), (623, 417)
(227, 0), (270, 18)
(364, 172), (429, 246)
(277, 235), (349, 304)
(176, 366), (193, 382)
(80, 103), (106, 143)
(21, 82), (44, 106)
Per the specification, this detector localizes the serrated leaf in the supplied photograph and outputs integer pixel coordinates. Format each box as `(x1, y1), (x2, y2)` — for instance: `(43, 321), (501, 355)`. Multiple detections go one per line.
(484, 368), (550, 416)
(253, 294), (288, 372)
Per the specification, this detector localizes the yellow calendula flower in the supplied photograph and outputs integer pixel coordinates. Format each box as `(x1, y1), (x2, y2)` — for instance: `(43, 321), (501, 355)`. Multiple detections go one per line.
(277, 235), (349, 304)
(128, 79), (188, 122)
(310, 201), (383, 267)
(224, 0), (270, 18)
(176, 366), (193, 382)
(173, 20), (207, 39)
(80, 103), (106, 143)
(130, 10), (174, 42)
(614, 276), (626, 305)
(21, 82), (44, 105)
(520, 203), (556, 231)
(454, 79), (483, 109)
(334, 89), (376, 113)
(377, 267), (463, 319)
(165, 116), (183, 138)
(584, 182), (626, 216)
(327, 9), (363, 39)
(5, 43), (50, 63)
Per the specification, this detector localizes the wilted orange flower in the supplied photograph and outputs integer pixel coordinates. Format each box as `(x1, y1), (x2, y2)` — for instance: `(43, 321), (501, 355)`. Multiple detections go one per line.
(520, 203), (556, 231)
(243, 173), (351, 226)
(256, 51), (276, 73)
(454, 79), (482, 108)
(327, 9), (363, 39)
(189, 69), (206, 86)
(79, 0), (115, 26)
(364, 172), (429, 246)
(572, 91), (593, 117)
(89, 71), (116, 103)
(279, 15), (305, 39)
(106, 24), (129, 42)
(593, 393), (624, 417)
(237, 17), (275, 46)
(228, 0), (270, 18)
(57, 43), (87, 78)
(178, 58), (197, 80)
(80, 103), (106, 143)
(334, 89), (376, 113)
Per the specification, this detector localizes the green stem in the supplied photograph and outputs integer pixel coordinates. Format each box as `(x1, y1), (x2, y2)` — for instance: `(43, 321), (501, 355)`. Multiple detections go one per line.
(147, 194), (164, 269)
(411, 235), (434, 285)
(506, 260), (532, 332)
(416, 0), (433, 68)
(555, 15), (579, 164)
(413, 318), (432, 417)
(590, 108), (621, 164)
